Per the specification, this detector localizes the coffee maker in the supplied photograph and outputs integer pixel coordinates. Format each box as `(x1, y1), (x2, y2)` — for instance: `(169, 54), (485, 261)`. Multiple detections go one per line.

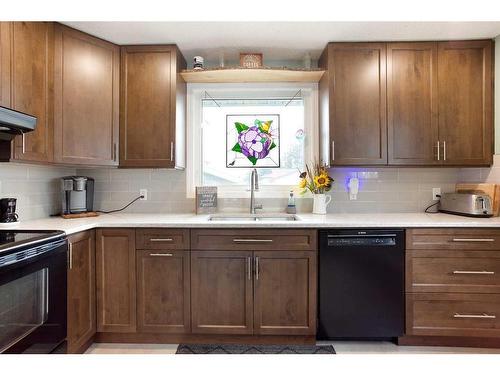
(61, 176), (94, 215)
(0, 198), (18, 223)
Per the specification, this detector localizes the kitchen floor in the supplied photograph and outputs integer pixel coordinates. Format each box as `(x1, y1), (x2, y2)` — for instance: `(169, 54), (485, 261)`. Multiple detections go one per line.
(85, 341), (500, 354)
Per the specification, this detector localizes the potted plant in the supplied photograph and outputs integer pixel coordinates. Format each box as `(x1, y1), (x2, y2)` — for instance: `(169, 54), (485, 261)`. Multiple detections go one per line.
(298, 163), (333, 214)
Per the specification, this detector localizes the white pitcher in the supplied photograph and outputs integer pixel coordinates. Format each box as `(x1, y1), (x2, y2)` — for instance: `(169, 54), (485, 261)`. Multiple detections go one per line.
(312, 193), (332, 215)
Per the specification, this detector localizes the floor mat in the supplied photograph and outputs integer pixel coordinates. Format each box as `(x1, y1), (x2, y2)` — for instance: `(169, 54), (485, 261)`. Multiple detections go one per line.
(175, 343), (335, 354)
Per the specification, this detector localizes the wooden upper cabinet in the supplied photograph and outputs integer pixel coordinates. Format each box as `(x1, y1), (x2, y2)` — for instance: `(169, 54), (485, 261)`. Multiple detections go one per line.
(120, 45), (186, 168)
(67, 230), (96, 354)
(319, 43), (387, 165)
(387, 42), (439, 165)
(10, 22), (54, 163)
(96, 229), (136, 333)
(54, 24), (119, 166)
(0, 23), (10, 108)
(438, 40), (493, 166)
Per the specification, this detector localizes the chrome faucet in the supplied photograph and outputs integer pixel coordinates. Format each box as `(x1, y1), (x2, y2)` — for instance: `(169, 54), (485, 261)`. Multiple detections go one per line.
(250, 168), (263, 214)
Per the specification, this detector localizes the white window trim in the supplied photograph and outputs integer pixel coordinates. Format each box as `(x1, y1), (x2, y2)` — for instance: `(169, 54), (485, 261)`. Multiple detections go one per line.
(186, 82), (319, 199)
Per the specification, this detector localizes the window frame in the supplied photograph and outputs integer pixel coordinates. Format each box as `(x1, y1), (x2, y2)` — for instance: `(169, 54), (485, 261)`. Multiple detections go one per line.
(186, 82), (319, 198)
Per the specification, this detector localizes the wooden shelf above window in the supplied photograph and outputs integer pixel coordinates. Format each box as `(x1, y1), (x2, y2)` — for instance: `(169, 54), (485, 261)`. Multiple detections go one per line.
(180, 67), (325, 83)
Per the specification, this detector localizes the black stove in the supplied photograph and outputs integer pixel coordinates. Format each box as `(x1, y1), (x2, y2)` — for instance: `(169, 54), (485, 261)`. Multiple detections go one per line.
(0, 230), (66, 254)
(0, 229), (67, 354)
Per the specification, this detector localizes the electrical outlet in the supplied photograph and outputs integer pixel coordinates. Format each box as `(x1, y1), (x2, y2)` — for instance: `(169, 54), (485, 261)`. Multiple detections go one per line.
(432, 187), (441, 201)
(139, 189), (148, 201)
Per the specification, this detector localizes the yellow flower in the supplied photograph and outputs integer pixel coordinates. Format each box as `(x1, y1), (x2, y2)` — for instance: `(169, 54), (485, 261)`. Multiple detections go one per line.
(261, 121), (271, 132)
(314, 173), (330, 188)
(298, 178), (307, 189)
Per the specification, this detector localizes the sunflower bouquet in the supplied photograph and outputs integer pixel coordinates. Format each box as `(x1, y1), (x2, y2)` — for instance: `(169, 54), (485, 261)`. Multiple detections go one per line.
(298, 162), (333, 195)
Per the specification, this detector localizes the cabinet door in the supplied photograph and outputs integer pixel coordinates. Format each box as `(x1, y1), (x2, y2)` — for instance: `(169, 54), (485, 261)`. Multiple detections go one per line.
(67, 230), (96, 353)
(120, 45), (184, 168)
(191, 250), (253, 334)
(137, 250), (190, 333)
(11, 22), (54, 163)
(254, 251), (316, 335)
(54, 24), (119, 166)
(438, 40), (493, 166)
(96, 229), (136, 333)
(0, 22), (10, 108)
(328, 43), (387, 165)
(387, 42), (439, 165)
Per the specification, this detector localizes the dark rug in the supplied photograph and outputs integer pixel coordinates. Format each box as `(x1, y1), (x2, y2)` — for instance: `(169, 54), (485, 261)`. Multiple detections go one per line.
(175, 343), (335, 354)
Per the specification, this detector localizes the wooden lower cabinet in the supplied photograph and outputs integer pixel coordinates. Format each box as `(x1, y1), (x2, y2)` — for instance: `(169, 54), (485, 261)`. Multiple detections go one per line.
(254, 251), (317, 335)
(67, 230), (96, 353)
(96, 229), (136, 333)
(137, 250), (190, 333)
(404, 228), (500, 344)
(190, 248), (317, 336)
(191, 250), (254, 335)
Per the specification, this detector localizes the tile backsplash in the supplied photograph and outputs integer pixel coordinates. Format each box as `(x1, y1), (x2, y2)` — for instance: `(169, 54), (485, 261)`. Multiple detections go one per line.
(77, 165), (467, 215)
(0, 164), (76, 220)
(2, 158), (499, 221)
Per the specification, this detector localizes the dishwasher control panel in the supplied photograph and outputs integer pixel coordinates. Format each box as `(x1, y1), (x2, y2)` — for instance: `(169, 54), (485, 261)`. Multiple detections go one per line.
(327, 236), (396, 247)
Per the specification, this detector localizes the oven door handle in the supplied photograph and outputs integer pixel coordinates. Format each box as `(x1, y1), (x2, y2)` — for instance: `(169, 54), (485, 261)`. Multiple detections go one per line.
(0, 238), (68, 268)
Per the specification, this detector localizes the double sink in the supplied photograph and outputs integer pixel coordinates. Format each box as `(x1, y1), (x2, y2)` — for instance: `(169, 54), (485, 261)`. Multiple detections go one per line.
(208, 213), (300, 222)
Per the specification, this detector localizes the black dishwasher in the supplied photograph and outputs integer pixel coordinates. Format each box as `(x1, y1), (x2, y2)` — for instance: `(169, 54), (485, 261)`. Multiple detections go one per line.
(318, 229), (405, 339)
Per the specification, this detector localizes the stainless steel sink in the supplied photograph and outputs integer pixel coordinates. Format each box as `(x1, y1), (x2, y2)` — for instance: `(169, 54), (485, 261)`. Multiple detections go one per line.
(208, 214), (300, 222)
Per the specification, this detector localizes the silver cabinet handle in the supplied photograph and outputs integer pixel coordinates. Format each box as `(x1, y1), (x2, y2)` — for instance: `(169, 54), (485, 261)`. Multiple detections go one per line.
(436, 141), (440, 161)
(454, 313), (496, 319)
(247, 257), (252, 280)
(113, 143), (117, 162)
(22, 133), (26, 154)
(331, 140), (335, 162)
(453, 270), (495, 275)
(68, 243), (73, 270)
(149, 253), (173, 257)
(170, 141), (174, 161)
(150, 238), (174, 242)
(233, 239), (273, 243)
(255, 256), (259, 280)
(443, 140), (446, 161)
(452, 238), (495, 242)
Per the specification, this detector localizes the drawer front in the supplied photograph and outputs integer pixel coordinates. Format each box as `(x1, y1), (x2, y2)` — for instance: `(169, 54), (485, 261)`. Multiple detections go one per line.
(190, 229), (317, 251)
(407, 229), (500, 250)
(136, 229), (190, 250)
(407, 293), (500, 337)
(408, 250), (500, 293)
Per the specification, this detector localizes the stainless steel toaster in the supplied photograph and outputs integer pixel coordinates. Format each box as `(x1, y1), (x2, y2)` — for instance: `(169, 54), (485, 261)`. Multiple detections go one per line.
(438, 192), (493, 217)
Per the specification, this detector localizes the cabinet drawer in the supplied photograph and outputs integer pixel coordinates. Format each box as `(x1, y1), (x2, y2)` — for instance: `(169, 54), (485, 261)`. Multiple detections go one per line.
(136, 229), (189, 250)
(407, 250), (500, 293)
(407, 229), (500, 250)
(407, 293), (500, 337)
(191, 229), (317, 251)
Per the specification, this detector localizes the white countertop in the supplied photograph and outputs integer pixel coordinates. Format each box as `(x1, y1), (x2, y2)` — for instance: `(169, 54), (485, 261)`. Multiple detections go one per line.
(2, 212), (500, 235)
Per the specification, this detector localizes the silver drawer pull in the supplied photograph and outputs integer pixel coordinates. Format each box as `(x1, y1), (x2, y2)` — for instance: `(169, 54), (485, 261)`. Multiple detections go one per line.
(233, 239), (273, 243)
(453, 313), (496, 319)
(451, 238), (495, 242)
(150, 253), (173, 257)
(453, 270), (495, 275)
(150, 238), (174, 242)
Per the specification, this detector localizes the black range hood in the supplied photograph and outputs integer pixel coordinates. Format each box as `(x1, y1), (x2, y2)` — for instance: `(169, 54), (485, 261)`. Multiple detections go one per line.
(0, 106), (37, 141)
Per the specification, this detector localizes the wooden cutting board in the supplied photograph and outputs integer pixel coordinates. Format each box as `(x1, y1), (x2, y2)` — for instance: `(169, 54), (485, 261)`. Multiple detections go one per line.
(456, 183), (500, 216)
(61, 211), (99, 219)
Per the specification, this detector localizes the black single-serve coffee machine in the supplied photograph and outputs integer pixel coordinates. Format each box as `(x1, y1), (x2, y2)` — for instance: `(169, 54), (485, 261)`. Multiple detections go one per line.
(0, 198), (18, 223)
(61, 176), (94, 215)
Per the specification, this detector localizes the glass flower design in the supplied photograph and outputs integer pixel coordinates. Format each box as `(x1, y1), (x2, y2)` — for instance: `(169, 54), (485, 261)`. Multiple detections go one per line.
(231, 119), (277, 166)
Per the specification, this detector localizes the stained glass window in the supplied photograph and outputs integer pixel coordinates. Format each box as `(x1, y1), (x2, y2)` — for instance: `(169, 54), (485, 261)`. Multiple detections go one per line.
(201, 97), (305, 186)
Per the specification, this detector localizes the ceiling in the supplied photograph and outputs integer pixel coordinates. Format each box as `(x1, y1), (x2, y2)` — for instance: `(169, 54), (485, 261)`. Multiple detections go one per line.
(64, 22), (500, 63)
